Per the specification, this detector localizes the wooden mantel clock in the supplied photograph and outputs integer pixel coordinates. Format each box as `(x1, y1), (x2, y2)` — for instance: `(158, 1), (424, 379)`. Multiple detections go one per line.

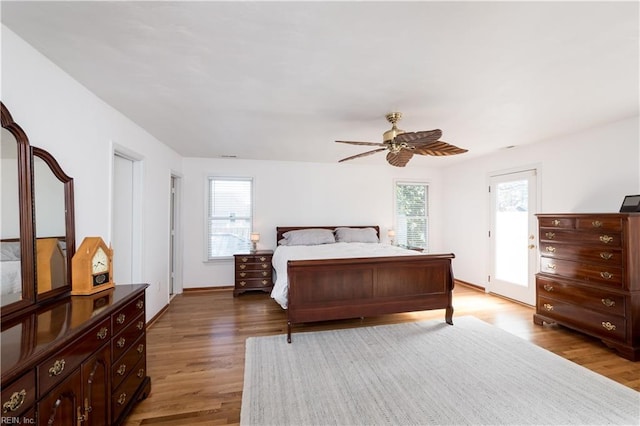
(72, 236), (114, 295)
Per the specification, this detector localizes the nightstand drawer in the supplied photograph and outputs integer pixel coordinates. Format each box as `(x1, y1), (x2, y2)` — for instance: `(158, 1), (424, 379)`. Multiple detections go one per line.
(234, 250), (274, 296)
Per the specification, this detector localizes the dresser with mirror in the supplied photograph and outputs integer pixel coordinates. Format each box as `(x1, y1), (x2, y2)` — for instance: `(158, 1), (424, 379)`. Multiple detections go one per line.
(1, 102), (150, 425)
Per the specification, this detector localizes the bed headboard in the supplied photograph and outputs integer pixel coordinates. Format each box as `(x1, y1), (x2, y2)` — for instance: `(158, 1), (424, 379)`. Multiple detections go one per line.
(276, 226), (380, 243)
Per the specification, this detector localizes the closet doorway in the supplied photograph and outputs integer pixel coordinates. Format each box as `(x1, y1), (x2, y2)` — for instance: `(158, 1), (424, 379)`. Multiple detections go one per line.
(488, 168), (539, 305)
(112, 152), (143, 285)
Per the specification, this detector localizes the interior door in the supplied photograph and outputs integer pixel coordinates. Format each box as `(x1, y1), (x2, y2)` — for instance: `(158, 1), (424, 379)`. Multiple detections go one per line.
(489, 169), (538, 305)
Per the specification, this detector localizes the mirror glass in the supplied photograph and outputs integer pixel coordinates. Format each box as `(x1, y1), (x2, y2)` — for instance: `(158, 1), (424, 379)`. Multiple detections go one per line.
(34, 155), (68, 294)
(1, 128), (22, 306)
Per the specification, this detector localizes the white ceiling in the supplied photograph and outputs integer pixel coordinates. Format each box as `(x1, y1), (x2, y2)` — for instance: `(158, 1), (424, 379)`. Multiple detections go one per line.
(2, 1), (638, 168)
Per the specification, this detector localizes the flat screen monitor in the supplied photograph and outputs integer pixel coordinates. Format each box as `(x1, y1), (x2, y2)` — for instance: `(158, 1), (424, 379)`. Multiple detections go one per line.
(619, 195), (640, 212)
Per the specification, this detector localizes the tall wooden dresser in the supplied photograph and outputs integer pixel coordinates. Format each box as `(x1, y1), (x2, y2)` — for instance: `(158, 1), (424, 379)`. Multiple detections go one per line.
(1, 284), (151, 424)
(534, 213), (640, 361)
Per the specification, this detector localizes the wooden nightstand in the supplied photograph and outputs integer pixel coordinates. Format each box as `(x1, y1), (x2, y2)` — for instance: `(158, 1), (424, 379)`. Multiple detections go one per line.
(233, 250), (274, 296)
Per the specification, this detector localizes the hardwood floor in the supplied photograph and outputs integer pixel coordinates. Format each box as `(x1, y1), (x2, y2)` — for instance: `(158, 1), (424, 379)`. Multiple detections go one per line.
(124, 283), (640, 425)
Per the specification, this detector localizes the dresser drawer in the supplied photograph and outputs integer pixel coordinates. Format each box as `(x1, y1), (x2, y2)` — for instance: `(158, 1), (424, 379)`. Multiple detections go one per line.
(540, 258), (623, 288)
(539, 229), (621, 247)
(37, 317), (111, 397)
(112, 312), (145, 361)
(236, 270), (271, 279)
(237, 278), (272, 289)
(539, 243), (623, 266)
(1, 370), (35, 418)
(537, 295), (626, 341)
(235, 261), (271, 272)
(112, 334), (146, 390)
(576, 217), (623, 232)
(112, 356), (147, 422)
(236, 254), (271, 264)
(536, 277), (625, 316)
(538, 217), (575, 229)
(113, 295), (146, 335)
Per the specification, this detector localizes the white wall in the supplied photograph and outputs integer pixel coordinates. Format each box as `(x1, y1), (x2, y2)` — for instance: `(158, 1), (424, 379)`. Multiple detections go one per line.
(442, 116), (640, 288)
(2, 26), (183, 321)
(182, 159), (444, 288)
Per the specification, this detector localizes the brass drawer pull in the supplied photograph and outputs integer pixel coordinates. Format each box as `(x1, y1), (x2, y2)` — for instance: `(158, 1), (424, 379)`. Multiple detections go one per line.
(260, 257), (266, 261)
(137, 321), (145, 330)
(551, 219), (560, 226)
(600, 252), (613, 260)
(599, 235), (613, 244)
(239, 264), (246, 269)
(543, 303), (553, 311)
(137, 368), (145, 379)
(546, 263), (556, 271)
(117, 337), (126, 348)
(261, 263), (268, 269)
(117, 313), (126, 324)
(262, 280), (268, 285)
(117, 364), (127, 376)
(262, 271), (268, 277)
(241, 257), (248, 262)
(545, 232), (555, 239)
(592, 220), (603, 228)
(49, 359), (66, 376)
(2, 389), (26, 413)
(600, 272), (613, 280)
(545, 246), (556, 253)
(601, 298), (615, 308)
(239, 272), (246, 277)
(97, 327), (108, 340)
(239, 281), (246, 286)
(601, 321), (616, 331)
(543, 284), (554, 292)
(137, 344), (145, 354)
(117, 393), (127, 405)
(137, 299), (144, 309)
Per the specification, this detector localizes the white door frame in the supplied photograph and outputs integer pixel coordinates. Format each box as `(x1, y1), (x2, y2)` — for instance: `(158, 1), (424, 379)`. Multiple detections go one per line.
(109, 144), (144, 284)
(170, 172), (183, 296)
(487, 165), (541, 305)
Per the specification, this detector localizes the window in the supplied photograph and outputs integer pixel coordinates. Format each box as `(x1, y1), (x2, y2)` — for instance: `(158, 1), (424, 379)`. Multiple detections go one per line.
(394, 181), (429, 251)
(207, 177), (253, 259)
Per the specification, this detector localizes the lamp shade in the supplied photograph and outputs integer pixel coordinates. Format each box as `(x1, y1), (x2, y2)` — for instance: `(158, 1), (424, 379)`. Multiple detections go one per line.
(250, 233), (260, 242)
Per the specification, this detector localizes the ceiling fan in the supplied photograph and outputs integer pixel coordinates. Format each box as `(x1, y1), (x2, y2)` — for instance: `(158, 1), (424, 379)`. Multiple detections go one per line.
(336, 112), (468, 167)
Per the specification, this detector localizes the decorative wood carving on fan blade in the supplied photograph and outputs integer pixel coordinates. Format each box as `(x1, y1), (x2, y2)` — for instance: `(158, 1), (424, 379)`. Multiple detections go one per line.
(386, 150), (414, 167)
(412, 141), (468, 156)
(338, 148), (388, 163)
(394, 129), (443, 144)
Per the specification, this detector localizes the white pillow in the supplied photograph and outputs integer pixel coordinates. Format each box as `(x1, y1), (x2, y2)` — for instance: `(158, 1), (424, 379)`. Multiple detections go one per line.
(334, 227), (379, 243)
(281, 228), (336, 246)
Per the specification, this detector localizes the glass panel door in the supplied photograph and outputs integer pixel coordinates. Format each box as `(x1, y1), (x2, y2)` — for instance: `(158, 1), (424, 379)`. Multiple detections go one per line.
(489, 169), (538, 305)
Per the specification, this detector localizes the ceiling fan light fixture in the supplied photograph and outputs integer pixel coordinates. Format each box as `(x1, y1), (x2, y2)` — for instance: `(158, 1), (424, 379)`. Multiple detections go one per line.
(335, 111), (468, 167)
(382, 112), (404, 142)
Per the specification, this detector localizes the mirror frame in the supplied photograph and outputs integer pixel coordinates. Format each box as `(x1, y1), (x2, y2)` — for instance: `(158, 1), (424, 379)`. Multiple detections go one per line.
(1, 102), (76, 321)
(1, 102), (36, 317)
(33, 147), (76, 301)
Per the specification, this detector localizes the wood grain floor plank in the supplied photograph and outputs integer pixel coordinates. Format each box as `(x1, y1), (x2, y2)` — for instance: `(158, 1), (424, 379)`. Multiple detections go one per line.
(123, 283), (639, 425)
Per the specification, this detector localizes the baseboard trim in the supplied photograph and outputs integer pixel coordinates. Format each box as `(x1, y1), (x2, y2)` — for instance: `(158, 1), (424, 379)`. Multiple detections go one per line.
(455, 279), (485, 292)
(183, 286), (234, 293)
(147, 303), (169, 329)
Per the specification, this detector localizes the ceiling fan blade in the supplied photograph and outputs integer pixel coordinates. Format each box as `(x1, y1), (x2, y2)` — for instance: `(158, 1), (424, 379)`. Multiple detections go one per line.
(394, 129), (442, 145)
(386, 150), (413, 167)
(412, 141), (469, 156)
(335, 140), (386, 147)
(338, 148), (388, 163)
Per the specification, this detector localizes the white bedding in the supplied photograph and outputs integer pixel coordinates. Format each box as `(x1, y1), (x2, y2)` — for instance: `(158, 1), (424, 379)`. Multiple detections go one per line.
(1, 260), (22, 297)
(271, 242), (422, 309)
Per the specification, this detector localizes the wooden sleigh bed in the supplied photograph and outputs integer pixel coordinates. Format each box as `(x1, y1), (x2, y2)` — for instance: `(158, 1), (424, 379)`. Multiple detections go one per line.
(276, 226), (456, 342)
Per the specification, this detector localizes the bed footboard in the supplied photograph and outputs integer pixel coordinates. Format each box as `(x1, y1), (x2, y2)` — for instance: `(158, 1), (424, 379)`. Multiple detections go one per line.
(286, 253), (455, 342)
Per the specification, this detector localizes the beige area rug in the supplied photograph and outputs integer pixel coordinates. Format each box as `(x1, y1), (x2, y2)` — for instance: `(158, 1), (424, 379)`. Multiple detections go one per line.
(241, 316), (639, 425)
